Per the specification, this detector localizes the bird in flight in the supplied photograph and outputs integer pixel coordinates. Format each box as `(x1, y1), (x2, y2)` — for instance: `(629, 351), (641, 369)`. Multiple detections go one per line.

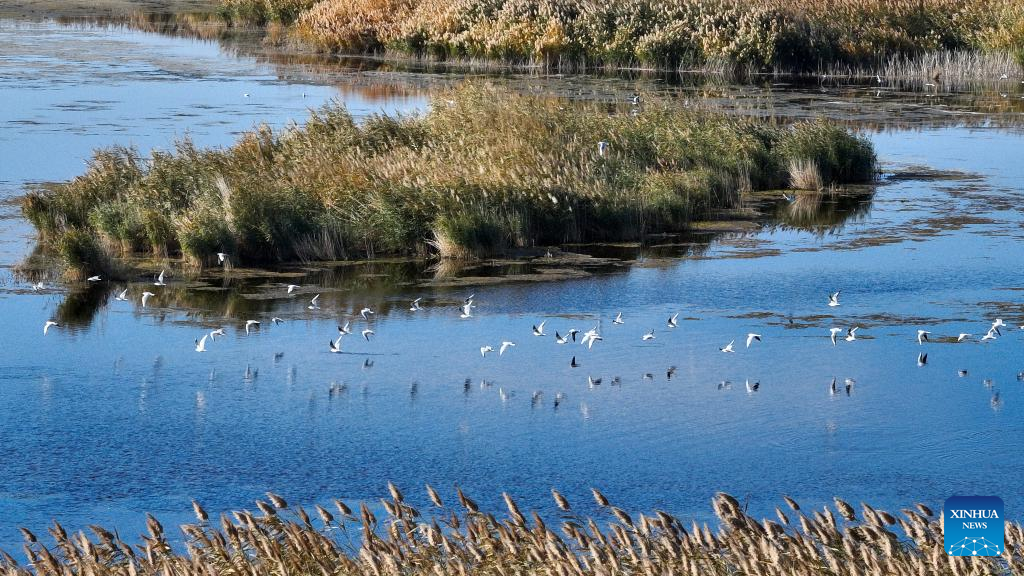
(308, 294), (321, 310)
(245, 320), (260, 335)
(532, 321), (546, 336)
(917, 330), (930, 345)
(667, 313), (679, 328)
(720, 340), (735, 353)
(746, 333), (761, 347)
(43, 320), (59, 335)
(195, 334), (208, 352)
(499, 341), (515, 356)
(829, 327), (843, 346)
(828, 291), (841, 307)
(154, 270), (166, 286)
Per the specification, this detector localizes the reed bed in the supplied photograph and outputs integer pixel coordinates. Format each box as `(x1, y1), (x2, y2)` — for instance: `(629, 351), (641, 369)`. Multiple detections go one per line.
(287, 0), (1024, 75)
(22, 85), (874, 275)
(3, 486), (1022, 575)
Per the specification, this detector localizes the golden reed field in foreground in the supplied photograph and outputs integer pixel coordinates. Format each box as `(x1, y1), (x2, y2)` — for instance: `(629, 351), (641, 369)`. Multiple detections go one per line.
(3, 487), (1022, 575)
(219, 0), (1024, 74)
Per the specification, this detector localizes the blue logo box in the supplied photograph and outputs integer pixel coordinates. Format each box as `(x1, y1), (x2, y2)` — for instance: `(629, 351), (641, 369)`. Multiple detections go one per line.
(944, 496), (1004, 557)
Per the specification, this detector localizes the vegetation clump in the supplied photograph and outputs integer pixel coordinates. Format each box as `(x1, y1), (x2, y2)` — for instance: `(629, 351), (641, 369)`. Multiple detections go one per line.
(2, 487), (1020, 575)
(23, 86), (874, 272)
(287, 0), (1024, 73)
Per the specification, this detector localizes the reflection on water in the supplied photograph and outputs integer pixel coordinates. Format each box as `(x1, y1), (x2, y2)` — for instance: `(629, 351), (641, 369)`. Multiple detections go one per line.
(2, 13), (1024, 556)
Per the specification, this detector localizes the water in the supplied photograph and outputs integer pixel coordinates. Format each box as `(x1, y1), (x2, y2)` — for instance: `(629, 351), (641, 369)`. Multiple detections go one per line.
(2, 17), (1024, 552)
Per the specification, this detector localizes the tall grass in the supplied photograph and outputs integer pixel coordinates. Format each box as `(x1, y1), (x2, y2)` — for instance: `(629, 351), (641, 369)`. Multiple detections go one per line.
(289, 0), (1024, 74)
(3, 486), (1021, 575)
(23, 86), (874, 272)
(220, 0), (318, 25)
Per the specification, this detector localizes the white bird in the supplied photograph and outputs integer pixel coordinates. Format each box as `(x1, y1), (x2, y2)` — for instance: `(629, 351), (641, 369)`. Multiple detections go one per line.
(360, 307), (374, 319)
(338, 322), (352, 335)
(917, 330), (930, 345)
(957, 333), (972, 342)
(287, 284), (300, 294)
(410, 298), (422, 311)
(828, 291), (841, 307)
(532, 321), (547, 336)
(720, 340), (735, 353)
(308, 294), (321, 310)
(115, 287), (128, 301)
(271, 317), (284, 325)
(499, 341), (515, 356)
(460, 303), (473, 318)
(746, 333), (761, 347)
(245, 320), (260, 335)
(613, 312), (624, 325)
(581, 328), (602, 349)
(141, 291), (155, 307)
(597, 141), (609, 157)
(329, 336), (342, 353)
(216, 252), (227, 264)
(154, 269), (166, 286)
(87, 275), (101, 282)
(782, 192), (796, 203)
(667, 313), (679, 328)
(555, 331), (569, 344)
(31, 282), (45, 291)
(209, 328), (225, 340)
(480, 345), (494, 357)
(845, 326), (859, 342)
(43, 320), (59, 335)
(745, 379), (759, 393)
(195, 334), (208, 352)
(829, 327), (843, 346)
(361, 329), (374, 341)
(982, 327), (998, 341)
(1000, 73), (1009, 80)
(642, 330), (656, 341)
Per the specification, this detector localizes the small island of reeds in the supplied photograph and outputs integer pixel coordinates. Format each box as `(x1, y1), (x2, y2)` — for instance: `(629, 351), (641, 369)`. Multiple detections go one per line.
(22, 86), (874, 276)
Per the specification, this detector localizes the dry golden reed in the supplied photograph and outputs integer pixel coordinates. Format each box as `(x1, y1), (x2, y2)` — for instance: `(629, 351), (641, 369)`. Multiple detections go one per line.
(288, 0), (1024, 74)
(3, 487), (1022, 575)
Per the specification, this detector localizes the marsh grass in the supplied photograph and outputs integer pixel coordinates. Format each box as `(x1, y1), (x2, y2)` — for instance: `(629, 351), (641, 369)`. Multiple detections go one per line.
(3, 486), (1021, 575)
(289, 0), (1024, 75)
(23, 85), (874, 272)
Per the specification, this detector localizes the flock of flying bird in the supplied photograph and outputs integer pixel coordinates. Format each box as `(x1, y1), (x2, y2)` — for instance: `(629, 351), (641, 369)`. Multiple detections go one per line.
(39, 277), (1024, 404)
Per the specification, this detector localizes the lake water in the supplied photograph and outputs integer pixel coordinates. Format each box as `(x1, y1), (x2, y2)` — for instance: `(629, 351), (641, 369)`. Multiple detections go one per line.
(2, 17), (1024, 551)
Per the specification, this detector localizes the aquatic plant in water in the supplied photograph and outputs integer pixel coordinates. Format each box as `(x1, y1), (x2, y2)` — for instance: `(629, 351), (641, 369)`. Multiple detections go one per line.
(22, 85), (875, 275)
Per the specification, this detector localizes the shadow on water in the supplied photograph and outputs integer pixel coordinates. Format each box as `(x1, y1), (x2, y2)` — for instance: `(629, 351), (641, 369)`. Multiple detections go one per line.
(36, 189), (876, 328)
